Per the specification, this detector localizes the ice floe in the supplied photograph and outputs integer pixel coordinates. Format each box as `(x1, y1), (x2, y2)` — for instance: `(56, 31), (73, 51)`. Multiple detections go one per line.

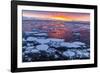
(26, 37), (37, 41)
(36, 44), (49, 51)
(60, 42), (81, 48)
(63, 50), (76, 59)
(72, 41), (85, 46)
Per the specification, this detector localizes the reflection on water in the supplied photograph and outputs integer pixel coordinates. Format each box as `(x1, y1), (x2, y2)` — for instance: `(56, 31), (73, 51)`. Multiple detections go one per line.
(48, 27), (73, 42)
(48, 28), (66, 39)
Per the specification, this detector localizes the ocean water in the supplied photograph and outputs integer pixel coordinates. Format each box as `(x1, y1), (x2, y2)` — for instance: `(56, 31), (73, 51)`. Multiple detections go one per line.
(22, 20), (90, 62)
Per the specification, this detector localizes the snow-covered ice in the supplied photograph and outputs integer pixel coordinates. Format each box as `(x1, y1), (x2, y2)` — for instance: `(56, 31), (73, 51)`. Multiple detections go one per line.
(48, 38), (64, 42)
(31, 49), (39, 53)
(36, 44), (49, 51)
(61, 42), (81, 48)
(63, 50), (76, 59)
(22, 29), (90, 62)
(36, 39), (50, 44)
(26, 37), (37, 41)
(47, 48), (56, 53)
(33, 33), (48, 36)
(72, 41), (85, 46)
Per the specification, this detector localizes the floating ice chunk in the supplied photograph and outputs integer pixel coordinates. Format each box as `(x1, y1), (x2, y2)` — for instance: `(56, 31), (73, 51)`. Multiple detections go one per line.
(31, 49), (39, 53)
(28, 57), (32, 61)
(83, 52), (90, 58)
(25, 46), (34, 52)
(76, 50), (90, 58)
(47, 48), (56, 53)
(72, 41), (85, 46)
(61, 42), (80, 48)
(76, 50), (83, 58)
(22, 38), (26, 42)
(48, 42), (60, 48)
(86, 48), (90, 52)
(36, 44), (49, 51)
(34, 33), (48, 36)
(48, 38), (64, 42)
(27, 46), (34, 49)
(24, 50), (31, 54)
(60, 42), (70, 47)
(55, 54), (59, 58)
(47, 38), (64, 48)
(80, 25), (90, 30)
(24, 55), (28, 58)
(25, 31), (38, 35)
(27, 37), (37, 41)
(22, 46), (27, 49)
(82, 49), (89, 52)
(27, 43), (33, 47)
(63, 50), (75, 59)
(36, 39), (50, 44)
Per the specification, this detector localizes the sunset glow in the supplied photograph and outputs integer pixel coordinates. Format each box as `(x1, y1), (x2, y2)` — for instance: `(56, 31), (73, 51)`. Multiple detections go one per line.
(22, 10), (90, 22)
(52, 16), (71, 21)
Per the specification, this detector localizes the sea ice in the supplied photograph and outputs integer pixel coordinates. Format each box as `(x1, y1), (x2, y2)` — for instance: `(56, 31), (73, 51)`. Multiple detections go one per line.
(26, 37), (37, 41)
(48, 38), (64, 42)
(36, 44), (49, 51)
(36, 39), (50, 44)
(61, 42), (80, 48)
(63, 50), (76, 59)
(72, 41), (85, 46)
(31, 49), (39, 53)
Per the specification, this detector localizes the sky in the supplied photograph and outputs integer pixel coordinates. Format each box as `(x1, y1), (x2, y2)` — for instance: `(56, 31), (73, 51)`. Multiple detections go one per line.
(22, 10), (90, 22)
